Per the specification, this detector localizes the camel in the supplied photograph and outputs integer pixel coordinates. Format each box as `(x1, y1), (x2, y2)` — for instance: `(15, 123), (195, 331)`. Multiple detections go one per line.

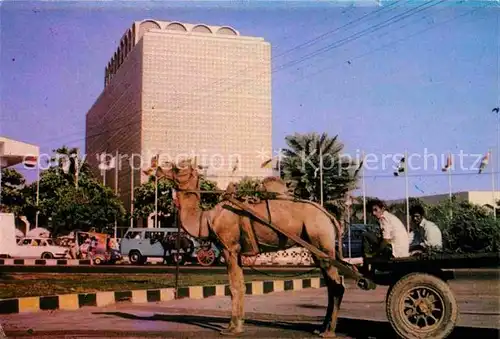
(157, 159), (347, 337)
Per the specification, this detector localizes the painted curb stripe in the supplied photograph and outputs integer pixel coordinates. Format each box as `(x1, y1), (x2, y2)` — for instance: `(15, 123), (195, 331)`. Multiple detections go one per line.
(0, 277), (323, 315)
(146, 290), (161, 302)
(203, 285), (216, 298)
(78, 293), (97, 307)
(0, 299), (19, 314)
(114, 291), (132, 302)
(0, 259), (93, 266)
(177, 287), (190, 299)
(263, 281), (274, 294)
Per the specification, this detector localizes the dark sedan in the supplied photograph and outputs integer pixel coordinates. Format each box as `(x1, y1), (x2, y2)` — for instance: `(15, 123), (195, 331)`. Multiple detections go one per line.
(338, 223), (379, 258)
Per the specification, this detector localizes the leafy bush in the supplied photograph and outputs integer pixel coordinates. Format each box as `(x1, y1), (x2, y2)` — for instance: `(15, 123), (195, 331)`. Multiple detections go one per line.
(387, 197), (500, 254)
(427, 199), (500, 253)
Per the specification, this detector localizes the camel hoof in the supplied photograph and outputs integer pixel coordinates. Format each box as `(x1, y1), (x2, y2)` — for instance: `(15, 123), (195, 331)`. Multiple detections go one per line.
(317, 331), (337, 338)
(220, 328), (244, 336)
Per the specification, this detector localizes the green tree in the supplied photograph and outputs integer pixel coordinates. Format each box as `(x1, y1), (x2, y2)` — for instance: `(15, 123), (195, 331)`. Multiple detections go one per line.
(0, 168), (27, 214)
(281, 132), (361, 219)
(50, 146), (93, 185)
(199, 177), (220, 211)
(133, 175), (219, 226)
(426, 198), (500, 253)
(17, 147), (125, 235)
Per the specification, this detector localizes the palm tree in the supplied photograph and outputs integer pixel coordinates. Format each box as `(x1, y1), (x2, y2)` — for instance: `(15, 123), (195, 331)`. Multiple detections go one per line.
(281, 132), (361, 220)
(50, 146), (93, 183)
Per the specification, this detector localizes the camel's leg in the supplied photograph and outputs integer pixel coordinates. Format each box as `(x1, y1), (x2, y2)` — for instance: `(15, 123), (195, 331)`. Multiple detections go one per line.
(220, 249), (245, 335)
(317, 261), (345, 338)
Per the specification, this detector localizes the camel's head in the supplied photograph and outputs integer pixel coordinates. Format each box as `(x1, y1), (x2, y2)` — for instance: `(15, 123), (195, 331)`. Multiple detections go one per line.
(157, 158), (203, 191)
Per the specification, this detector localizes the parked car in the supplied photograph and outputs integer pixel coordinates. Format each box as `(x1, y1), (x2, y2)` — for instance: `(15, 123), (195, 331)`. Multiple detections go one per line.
(338, 224), (379, 258)
(16, 237), (69, 259)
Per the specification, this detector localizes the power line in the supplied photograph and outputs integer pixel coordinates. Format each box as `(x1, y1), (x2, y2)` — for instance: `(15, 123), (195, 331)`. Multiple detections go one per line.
(287, 1), (487, 85)
(273, 0), (445, 72)
(272, 0), (405, 59)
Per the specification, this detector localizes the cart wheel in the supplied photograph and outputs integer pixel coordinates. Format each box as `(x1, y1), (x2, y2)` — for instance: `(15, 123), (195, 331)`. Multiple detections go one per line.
(197, 248), (216, 266)
(94, 257), (102, 265)
(386, 273), (458, 339)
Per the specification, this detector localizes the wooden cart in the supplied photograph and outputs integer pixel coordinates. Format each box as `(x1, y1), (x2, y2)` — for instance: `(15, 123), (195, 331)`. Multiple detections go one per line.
(224, 196), (500, 339)
(364, 252), (499, 339)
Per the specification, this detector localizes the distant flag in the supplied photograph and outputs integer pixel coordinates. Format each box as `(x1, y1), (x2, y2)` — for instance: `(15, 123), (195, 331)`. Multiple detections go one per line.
(353, 157), (364, 177)
(98, 153), (116, 171)
(261, 157), (273, 168)
(61, 157), (71, 174)
(442, 154), (452, 172)
(232, 158), (239, 173)
(143, 155), (159, 176)
(478, 152), (490, 174)
(23, 155), (38, 168)
(393, 157), (406, 176)
(261, 156), (279, 170)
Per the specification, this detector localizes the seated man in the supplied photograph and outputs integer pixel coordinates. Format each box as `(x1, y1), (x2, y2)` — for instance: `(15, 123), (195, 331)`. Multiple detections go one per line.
(361, 199), (410, 270)
(409, 205), (443, 252)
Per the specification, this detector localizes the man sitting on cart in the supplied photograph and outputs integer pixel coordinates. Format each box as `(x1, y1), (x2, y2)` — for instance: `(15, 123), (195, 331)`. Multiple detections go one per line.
(409, 205), (443, 253)
(360, 199), (410, 272)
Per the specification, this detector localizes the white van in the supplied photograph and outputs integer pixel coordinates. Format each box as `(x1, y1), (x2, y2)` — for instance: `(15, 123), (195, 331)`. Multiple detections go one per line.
(120, 228), (194, 264)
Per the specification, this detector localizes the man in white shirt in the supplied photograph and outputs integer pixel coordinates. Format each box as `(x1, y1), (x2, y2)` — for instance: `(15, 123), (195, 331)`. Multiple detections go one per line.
(362, 199), (410, 265)
(409, 205), (443, 251)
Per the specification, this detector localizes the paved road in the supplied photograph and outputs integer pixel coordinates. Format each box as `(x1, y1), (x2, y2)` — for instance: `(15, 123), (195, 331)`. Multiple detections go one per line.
(2, 276), (499, 338)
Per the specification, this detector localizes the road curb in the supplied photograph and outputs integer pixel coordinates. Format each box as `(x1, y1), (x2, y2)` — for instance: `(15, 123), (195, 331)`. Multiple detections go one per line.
(0, 277), (326, 315)
(0, 258), (92, 266)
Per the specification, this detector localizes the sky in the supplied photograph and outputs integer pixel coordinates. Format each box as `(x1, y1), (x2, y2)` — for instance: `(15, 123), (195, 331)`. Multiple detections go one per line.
(0, 0), (499, 200)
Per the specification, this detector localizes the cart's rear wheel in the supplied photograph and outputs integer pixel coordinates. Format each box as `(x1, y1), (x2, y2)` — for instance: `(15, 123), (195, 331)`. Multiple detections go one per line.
(386, 273), (458, 339)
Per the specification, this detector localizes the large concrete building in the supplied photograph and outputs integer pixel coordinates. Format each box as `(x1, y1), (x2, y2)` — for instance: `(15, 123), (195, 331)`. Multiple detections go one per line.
(85, 19), (273, 222)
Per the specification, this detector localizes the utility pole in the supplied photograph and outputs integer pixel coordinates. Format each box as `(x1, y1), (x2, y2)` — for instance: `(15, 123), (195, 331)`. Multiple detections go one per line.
(130, 157), (134, 228)
(319, 147), (324, 206)
(114, 150), (119, 238)
(35, 163), (40, 228)
(404, 150), (410, 232)
(154, 154), (159, 228)
(74, 150), (80, 189)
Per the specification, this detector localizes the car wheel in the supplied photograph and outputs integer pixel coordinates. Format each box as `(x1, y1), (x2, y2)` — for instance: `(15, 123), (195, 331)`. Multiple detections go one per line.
(41, 252), (54, 259)
(94, 257), (103, 265)
(129, 250), (143, 265)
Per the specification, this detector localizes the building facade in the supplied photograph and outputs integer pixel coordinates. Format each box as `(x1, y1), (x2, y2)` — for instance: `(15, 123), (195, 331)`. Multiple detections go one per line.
(85, 19), (273, 224)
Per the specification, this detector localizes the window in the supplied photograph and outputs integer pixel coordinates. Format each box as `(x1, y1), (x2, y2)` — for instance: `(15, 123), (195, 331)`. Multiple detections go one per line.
(125, 231), (142, 239)
(21, 239), (31, 246)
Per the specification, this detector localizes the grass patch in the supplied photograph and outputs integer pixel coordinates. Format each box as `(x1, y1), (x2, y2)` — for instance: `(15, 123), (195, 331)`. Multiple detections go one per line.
(0, 271), (320, 299)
